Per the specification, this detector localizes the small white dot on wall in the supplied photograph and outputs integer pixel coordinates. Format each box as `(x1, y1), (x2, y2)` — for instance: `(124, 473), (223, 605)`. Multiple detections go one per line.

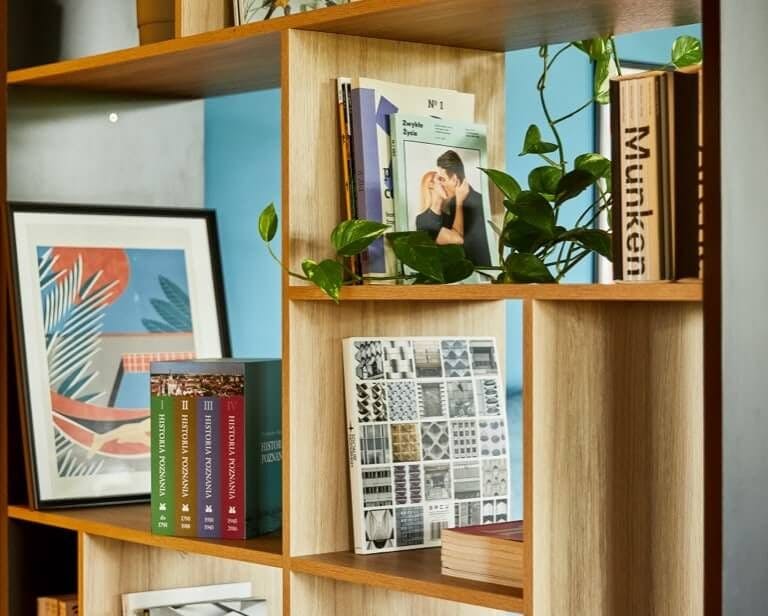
(108, 112), (119, 123)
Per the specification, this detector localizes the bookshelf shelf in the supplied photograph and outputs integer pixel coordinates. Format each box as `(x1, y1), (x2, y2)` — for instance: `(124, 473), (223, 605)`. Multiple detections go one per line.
(287, 282), (703, 303)
(6, 505), (283, 567)
(6, 0), (699, 97)
(291, 548), (524, 612)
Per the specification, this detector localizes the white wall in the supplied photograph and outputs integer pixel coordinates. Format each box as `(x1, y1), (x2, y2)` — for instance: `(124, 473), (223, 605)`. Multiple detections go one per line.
(8, 89), (204, 208)
(722, 1), (768, 613)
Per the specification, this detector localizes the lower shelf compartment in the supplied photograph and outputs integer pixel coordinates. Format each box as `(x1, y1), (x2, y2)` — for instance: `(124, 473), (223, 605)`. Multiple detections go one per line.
(291, 548), (524, 612)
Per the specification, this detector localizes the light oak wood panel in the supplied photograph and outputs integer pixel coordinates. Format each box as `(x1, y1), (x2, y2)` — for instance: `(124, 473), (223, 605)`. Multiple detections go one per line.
(180, 0), (234, 36)
(291, 549), (523, 611)
(287, 282), (703, 303)
(286, 300), (505, 557)
(290, 574), (508, 616)
(530, 301), (703, 615)
(284, 29), (505, 275)
(7, 0), (699, 97)
(7, 504), (282, 566)
(81, 534), (283, 616)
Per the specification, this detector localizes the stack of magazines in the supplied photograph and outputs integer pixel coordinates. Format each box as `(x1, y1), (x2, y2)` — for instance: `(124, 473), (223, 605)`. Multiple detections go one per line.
(336, 77), (496, 282)
(441, 520), (524, 587)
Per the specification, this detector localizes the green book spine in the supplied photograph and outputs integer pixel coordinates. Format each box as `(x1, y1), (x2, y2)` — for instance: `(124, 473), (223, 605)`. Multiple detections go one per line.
(245, 360), (282, 537)
(175, 395), (197, 536)
(151, 393), (175, 535)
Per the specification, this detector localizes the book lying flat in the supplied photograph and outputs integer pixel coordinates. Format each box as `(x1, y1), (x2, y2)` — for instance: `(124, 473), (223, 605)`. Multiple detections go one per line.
(122, 582), (252, 616)
(148, 599), (266, 615)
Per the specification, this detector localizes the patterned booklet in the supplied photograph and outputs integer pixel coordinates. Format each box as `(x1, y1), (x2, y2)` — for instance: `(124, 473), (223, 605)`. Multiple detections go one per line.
(342, 337), (510, 554)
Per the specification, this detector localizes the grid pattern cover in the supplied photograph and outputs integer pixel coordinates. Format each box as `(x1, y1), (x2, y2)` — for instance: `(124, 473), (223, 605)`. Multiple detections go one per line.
(343, 337), (510, 554)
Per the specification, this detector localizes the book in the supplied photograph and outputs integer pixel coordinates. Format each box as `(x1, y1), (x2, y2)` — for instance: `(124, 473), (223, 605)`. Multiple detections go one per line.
(150, 359), (282, 539)
(122, 583), (252, 616)
(670, 66), (703, 279)
(197, 396), (220, 537)
(441, 520), (523, 587)
(37, 595), (77, 616)
(148, 599), (266, 615)
(150, 376), (175, 535)
(390, 114), (496, 274)
(342, 337), (510, 554)
(350, 79), (475, 278)
(237, 0), (351, 23)
(337, 77), (360, 278)
(176, 394), (197, 536)
(610, 71), (669, 281)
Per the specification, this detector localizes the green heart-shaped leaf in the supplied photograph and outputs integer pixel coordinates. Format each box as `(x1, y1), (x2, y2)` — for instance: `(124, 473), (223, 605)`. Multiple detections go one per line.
(330, 219), (390, 257)
(574, 153), (611, 180)
(390, 232), (444, 282)
(481, 168), (522, 202)
(509, 191), (555, 236)
(520, 124), (558, 156)
(671, 35), (702, 68)
(301, 259), (344, 302)
(528, 166), (563, 201)
(504, 253), (556, 283)
(574, 38), (609, 61)
(258, 203), (278, 242)
(556, 169), (597, 205)
(566, 228), (613, 260)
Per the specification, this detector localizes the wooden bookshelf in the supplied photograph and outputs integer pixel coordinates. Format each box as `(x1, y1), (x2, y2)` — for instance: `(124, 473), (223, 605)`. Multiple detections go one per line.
(6, 0), (700, 97)
(1, 0), (716, 615)
(291, 549), (524, 612)
(7, 505), (283, 567)
(287, 282), (703, 303)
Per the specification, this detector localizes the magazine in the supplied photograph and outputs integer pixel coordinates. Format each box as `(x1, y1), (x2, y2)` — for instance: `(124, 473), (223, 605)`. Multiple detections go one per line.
(342, 336), (510, 554)
(350, 79), (475, 278)
(390, 114), (495, 276)
(122, 583), (252, 616)
(148, 599), (266, 615)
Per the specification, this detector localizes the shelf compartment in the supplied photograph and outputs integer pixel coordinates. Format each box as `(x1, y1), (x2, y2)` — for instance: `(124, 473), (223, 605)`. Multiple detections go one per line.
(287, 282), (703, 303)
(291, 548), (523, 612)
(83, 534), (283, 616)
(7, 505), (283, 567)
(7, 0), (700, 97)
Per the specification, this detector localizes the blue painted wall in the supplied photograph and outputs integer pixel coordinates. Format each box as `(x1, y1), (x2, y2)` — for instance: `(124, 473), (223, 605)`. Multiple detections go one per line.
(204, 23), (702, 525)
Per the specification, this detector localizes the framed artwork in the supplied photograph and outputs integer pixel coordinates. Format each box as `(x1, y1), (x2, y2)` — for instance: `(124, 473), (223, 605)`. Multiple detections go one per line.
(9, 203), (230, 508)
(594, 61), (657, 283)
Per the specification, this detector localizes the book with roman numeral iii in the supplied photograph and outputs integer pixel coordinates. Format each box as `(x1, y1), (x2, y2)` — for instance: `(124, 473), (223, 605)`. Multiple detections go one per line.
(150, 359), (282, 539)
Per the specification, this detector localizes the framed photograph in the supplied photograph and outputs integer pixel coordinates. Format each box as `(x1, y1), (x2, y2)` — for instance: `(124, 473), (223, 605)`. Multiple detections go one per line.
(594, 61), (658, 283)
(9, 203), (230, 508)
(237, 0), (351, 24)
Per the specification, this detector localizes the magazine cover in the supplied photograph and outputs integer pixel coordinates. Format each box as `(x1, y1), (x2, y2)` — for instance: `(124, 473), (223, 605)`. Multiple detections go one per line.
(237, 0), (350, 22)
(350, 79), (475, 278)
(148, 600), (266, 615)
(342, 337), (510, 554)
(391, 114), (496, 276)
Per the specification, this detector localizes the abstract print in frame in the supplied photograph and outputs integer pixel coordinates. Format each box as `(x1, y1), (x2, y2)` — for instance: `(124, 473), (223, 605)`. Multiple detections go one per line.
(9, 204), (229, 508)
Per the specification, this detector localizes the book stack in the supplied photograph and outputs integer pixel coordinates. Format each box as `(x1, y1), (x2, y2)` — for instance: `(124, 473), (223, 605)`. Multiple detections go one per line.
(37, 595), (77, 616)
(610, 65), (703, 282)
(149, 359), (281, 539)
(342, 336), (511, 554)
(441, 520), (524, 587)
(337, 78), (498, 280)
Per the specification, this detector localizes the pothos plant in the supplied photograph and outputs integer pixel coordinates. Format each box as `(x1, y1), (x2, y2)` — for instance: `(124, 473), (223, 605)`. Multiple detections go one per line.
(258, 35), (702, 301)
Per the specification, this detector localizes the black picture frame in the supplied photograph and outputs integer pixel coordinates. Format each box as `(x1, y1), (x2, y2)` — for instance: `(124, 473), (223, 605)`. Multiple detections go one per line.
(8, 202), (231, 509)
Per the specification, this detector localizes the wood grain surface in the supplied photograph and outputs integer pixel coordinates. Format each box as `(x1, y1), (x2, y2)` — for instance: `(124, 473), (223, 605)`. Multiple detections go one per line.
(180, 0), (233, 36)
(531, 301), (703, 615)
(81, 534), (283, 616)
(7, 0), (699, 97)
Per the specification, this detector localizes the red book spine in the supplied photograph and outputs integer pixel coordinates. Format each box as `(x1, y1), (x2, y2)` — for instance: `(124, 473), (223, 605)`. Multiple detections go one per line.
(220, 395), (245, 539)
